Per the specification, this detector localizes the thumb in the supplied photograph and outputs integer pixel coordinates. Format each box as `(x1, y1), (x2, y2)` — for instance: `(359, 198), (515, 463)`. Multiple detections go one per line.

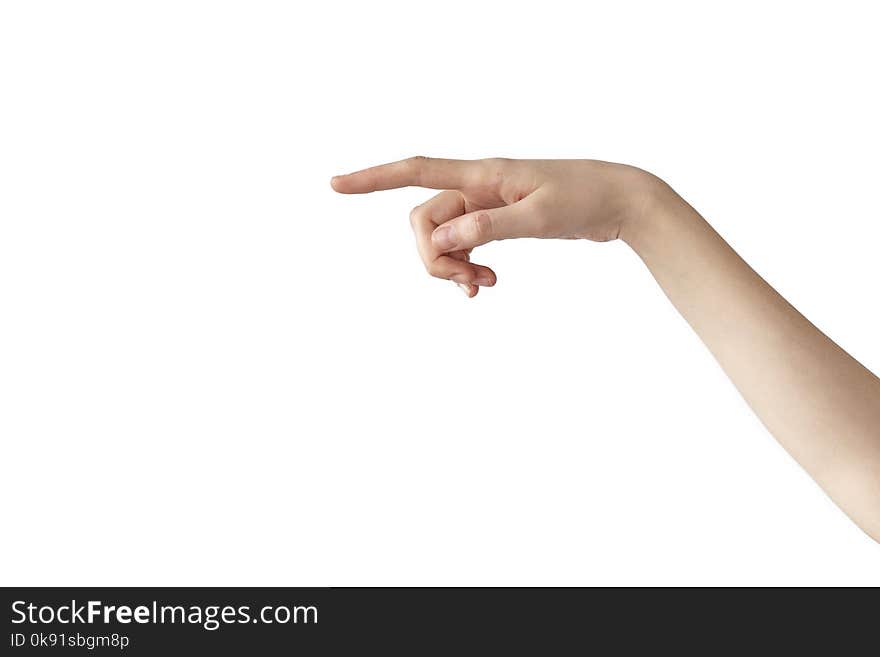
(430, 197), (540, 253)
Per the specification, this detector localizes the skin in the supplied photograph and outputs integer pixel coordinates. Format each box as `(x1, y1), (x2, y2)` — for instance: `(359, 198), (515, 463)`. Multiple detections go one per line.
(331, 156), (880, 543)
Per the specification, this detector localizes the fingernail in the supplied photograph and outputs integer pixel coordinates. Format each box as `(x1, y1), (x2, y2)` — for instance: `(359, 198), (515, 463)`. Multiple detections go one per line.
(453, 281), (471, 297)
(474, 274), (493, 287)
(432, 225), (457, 251)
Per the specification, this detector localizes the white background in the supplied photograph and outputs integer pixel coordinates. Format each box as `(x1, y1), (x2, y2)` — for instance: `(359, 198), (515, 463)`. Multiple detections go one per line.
(2, 1), (878, 585)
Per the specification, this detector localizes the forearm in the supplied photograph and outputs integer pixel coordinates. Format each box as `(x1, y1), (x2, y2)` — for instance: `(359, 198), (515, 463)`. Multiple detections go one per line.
(623, 180), (880, 540)
(334, 155), (880, 538)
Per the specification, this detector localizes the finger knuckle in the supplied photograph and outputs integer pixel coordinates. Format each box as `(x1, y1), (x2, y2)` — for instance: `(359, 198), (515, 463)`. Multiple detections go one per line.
(483, 156), (510, 167)
(472, 212), (494, 241)
(426, 262), (444, 278)
(406, 155), (429, 185)
(409, 204), (423, 226)
(477, 157), (510, 187)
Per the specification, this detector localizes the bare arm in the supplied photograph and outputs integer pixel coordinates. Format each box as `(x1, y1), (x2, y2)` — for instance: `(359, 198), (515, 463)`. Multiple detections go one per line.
(332, 156), (880, 541)
(625, 182), (880, 541)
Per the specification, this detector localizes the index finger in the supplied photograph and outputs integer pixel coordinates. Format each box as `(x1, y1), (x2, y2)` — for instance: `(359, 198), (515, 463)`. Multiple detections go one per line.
(330, 156), (481, 194)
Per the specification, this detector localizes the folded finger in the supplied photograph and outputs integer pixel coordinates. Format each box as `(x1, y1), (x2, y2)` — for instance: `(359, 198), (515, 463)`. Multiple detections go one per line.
(430, 194), (541, 253)
(409, 191), (497, 295)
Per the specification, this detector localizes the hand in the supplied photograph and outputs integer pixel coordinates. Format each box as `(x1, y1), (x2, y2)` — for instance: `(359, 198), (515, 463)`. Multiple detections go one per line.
(330, 156), (661, 297)
(332, 155), (880, 542)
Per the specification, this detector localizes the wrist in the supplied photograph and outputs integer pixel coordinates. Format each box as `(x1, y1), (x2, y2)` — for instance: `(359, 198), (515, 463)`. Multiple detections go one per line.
(618, 172), (693, 257)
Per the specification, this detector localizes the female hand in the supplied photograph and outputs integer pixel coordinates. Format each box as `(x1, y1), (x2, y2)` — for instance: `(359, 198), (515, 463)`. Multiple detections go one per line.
(332, 154), (880, 542)
(330, 157), (661, 296)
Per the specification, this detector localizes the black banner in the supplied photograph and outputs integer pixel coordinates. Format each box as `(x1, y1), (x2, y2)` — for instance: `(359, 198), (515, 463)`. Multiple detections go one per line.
(1, 587), (873, 653)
